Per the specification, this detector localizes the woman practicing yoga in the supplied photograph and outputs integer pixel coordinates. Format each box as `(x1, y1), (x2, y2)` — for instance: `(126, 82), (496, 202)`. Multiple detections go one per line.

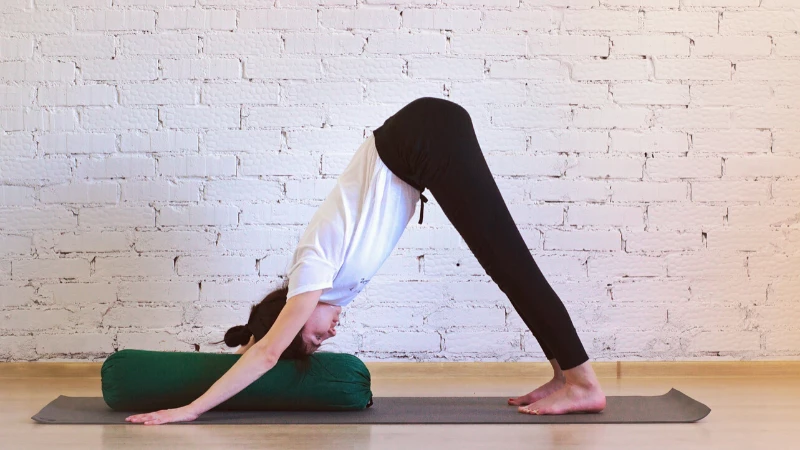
(126, 97), (606, 425)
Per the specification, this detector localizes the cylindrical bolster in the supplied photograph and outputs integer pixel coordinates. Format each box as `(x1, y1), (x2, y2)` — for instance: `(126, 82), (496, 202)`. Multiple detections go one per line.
(101, 349), (373, 412)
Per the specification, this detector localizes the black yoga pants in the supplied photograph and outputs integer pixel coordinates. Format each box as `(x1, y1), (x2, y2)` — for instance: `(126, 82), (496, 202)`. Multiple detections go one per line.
(373, 97), (589, 371)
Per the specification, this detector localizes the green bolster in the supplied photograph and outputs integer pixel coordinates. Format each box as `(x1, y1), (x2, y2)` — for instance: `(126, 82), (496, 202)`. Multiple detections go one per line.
(101, 349), (373, 412)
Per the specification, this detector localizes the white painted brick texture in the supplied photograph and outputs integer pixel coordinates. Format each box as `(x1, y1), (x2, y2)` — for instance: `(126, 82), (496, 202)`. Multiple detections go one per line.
(0, 2), (797, 363)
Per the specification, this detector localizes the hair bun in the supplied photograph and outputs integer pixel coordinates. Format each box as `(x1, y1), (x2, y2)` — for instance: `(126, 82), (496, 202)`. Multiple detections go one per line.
(222, 324), (252, 348)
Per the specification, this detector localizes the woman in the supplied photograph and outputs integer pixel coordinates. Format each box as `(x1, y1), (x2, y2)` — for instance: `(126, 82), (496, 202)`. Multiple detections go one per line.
(125, 97), (606, 425)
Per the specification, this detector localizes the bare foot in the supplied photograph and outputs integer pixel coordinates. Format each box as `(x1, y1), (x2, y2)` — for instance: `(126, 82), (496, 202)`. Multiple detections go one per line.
(507, 376), (566, 406)
(518, 381), (606, 415)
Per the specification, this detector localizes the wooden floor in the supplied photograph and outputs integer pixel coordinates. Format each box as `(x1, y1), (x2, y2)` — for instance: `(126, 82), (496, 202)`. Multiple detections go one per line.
(4, 372), (799, 450)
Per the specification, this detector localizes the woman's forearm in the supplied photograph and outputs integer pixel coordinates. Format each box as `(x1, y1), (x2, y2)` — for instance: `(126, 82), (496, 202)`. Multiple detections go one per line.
(187, 350), (277, 416)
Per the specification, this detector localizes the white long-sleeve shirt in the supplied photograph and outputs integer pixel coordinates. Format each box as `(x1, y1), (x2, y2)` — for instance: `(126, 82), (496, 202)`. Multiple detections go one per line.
(285, 133), (421, 307)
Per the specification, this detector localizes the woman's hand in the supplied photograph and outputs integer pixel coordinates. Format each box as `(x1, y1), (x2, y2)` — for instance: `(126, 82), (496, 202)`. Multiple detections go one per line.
(125, 405), (200, 425)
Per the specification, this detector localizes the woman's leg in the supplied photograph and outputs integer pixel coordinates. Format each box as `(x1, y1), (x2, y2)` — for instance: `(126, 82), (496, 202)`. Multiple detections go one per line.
(376, 97), (588, 370)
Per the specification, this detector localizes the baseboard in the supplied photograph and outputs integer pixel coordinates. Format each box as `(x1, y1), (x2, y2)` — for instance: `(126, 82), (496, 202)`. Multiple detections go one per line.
(1, 360), (798, 379)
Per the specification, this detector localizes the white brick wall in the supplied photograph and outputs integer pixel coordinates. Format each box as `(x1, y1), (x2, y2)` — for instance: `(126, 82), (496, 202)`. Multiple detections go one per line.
(0, 2), (798, 363)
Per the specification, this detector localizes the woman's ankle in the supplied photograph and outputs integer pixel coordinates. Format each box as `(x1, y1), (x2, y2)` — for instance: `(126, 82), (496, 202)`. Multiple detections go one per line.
(562, 361), (601, 389)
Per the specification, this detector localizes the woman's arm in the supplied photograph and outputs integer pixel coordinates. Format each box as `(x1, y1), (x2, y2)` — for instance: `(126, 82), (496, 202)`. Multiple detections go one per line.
(187, 289), (323, 416)
(234, 335), (255, 354)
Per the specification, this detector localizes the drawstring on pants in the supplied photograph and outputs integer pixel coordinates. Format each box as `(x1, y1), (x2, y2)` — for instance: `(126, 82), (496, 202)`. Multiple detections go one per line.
(418, 193), (428, 225)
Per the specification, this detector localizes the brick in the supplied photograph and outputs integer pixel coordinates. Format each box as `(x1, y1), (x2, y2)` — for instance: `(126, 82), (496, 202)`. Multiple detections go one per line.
(692, 37), (771, 57)
(644, 12), (719, 33)
(772, 181), (800, 201)
(654, 59), (731, 81)
(725, 156), (800, 178)
(0, 285), (34, 307)
(648, 204), (725, 229)
(94, 257), (174, 277)
(613, 279), (690, 303)
(529, 83), (609, 105)
(204, 34), (281, 56)
(402, 8), (481, 31)
(687, 331), (760, 353)
(691, 181), (770, 202)
(80, 59), (158, 81)
(103, 306), (183, 328)
(528, 180), (610, 202)
(285, 178), (338, 200)
(240, 153), (320, 176)
(134, 231), (216, 251)
(40, 182), (118, 204)
(158, 9), (236, 30)
(565, 156), (644, 179)
(438, 58), (513, 80)
(176, 256), (256, 276)
(319, 9), (399, 30)
(573, 107), (650, 129)
(0, 133), (36, 158)
(528, 35), (609, 56)
(706, 228), (797, 253)
(76, 156), (155, 178)
(204, 130), (279, 152)
(610, 181), (688, 201)
(611, 35), (689, 56)
(244, 58), (321, 80)
(612, 83), (689, 105)
(572, 60), (648, 81)
(76, 10), (155, 31)
(564, 10), (639, 31)
(79, 207), (155, 229)
(0, 37), (33, 61)
(158, 205), (238, 226)
(589, 253), (667, 278)
(646, 156), (721, 179)
(0, 62), (74, 82)
(666, 251), (747, 278)
(13, 258), (90, 279)
(82, 107), (158, 130)
(205, 180), (282, 201)
(0, 12), (72, 33)
(727, 205), (800, 228)
(655, 108), (731, 129)
(284, 32), (365, 56)
(732, 107), (797, 129)
(528, 130), (608, 154)
(161, 58), (240, 80)
(736, 61), (800, 81)
(445, 331), (520, 354)
(0, 186), (34, 206)
(774, 36), (800, 57)
(201, 83), (279, 105)
(0, 86), (34, 107)
(0, 235), (32, 256)
(567, 205), (644, 227)
(55, 232), (131, 253)
(482, 10), (555, 31)
(364, 331), (440, 353)
(38, 85), (116, 107)
(682, 0), (757, 5)
(491, 106), (570, 128)
(39, 282), (116, 306)
(773, 132), (800, 155)
(161, 106), (239, 129)
(36, 333), (115, 355)
(611, 131), (688, 154)
(0, 207), (76, 230)
(0, 310), (76, 332)
(284, 81), (363, 104)
(157, 155), (236, 177)
(690, 84), (771, 107)
(121, 181), (201, 202)
(545, 230), (621, 251)
(120, 34), (198, 56)
(452, 34), (527, 56)
(119, 83), (197, 105)
(121, 131), (197, 153)
(690, 278), (767, 305)
(623, 230), (703, 252)
(39, 35), (115, 58)
(240, 203), (318, 225)
(692, 130), (770, 153)
(749, 254), (800, 279)
(721, 11), (799, 33)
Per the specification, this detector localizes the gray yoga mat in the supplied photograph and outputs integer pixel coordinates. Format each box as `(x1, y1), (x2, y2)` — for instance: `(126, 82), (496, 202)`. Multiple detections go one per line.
(32, 388), (709, 424)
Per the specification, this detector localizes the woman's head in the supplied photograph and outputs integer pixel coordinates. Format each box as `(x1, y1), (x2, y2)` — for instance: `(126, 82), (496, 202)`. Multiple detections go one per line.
(213, 284), (342, 367)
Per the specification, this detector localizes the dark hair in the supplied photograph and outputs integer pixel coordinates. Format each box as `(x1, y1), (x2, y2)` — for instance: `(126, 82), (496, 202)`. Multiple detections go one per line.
(211, 283), (316, 372)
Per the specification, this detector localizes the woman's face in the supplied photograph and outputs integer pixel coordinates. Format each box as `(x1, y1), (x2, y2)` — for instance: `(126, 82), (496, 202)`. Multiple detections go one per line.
(302, 303), (341, 353)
